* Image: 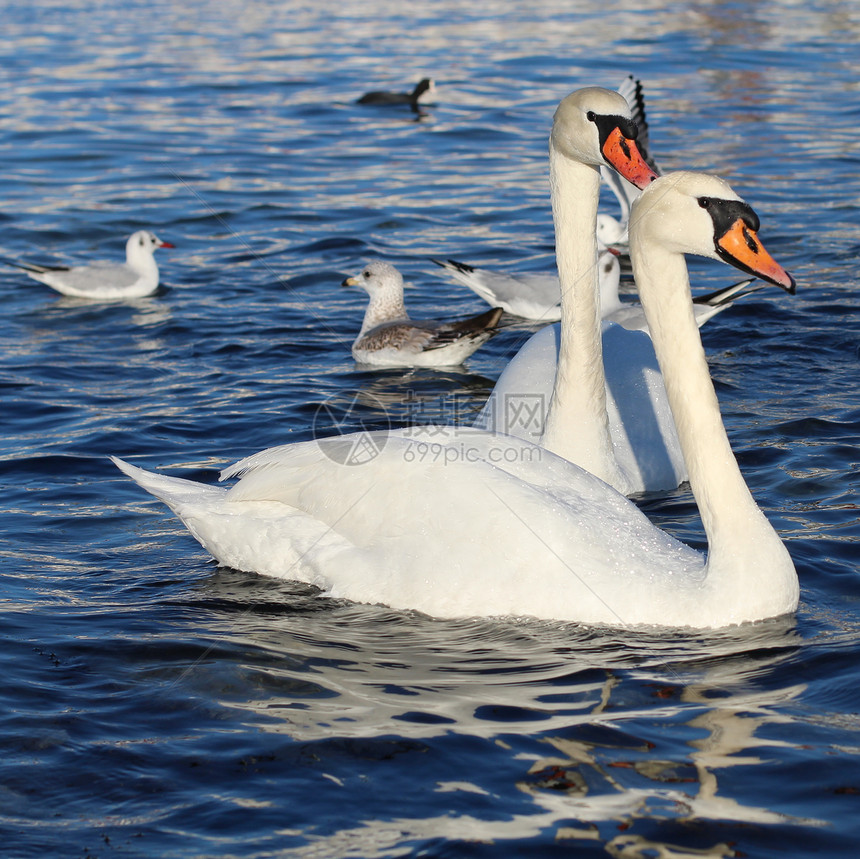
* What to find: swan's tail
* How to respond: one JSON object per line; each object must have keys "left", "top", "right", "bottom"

{"left": 111, "top": 456, "right": 225, "bottom": 509}
{"left": 111, "top": 455, "right": 343, "bottom": 583}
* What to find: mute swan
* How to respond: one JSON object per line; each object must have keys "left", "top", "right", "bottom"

{"left": 478, "top": 84, "right": 777, "bottom": 494}
{"left": 430, "top": 76, "right": 654, "bottom": 321}
{"left": 357, "top": 78, "right": 435, "bottom": 110}
{"left": 112, "top": 171, "right": 798, "bottom": 628}
{"left": 1, "top": 231, "right": 174, "bottom": 299}
{"left": 343, "top": 260, "right": 503, "bottom": 367}
{"left": 432, "top": 252, "right": 757, "bottom": 330}
{"left": 476, "top": 87, "right": 686, "bottom": 494}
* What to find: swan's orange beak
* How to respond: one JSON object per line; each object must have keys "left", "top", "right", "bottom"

{"left": 601, "top": 127, "right": 658, "bottom": 190}
{"left": 716, "top": 220, "right": 796, "bottom": 294}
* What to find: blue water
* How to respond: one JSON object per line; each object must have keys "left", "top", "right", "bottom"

{"left": 2, "top": 1, "right": 859, "bottom": 856}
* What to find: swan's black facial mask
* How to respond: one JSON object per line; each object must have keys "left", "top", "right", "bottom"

{"left": 591, "top": 112, "right": 639, "bottom": 148}
{"left": 591, "top": 112, "right": 657, "bottom": 190}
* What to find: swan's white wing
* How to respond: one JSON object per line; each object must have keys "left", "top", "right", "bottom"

{"left": 600, "top": 323, "right": 686, "bottom": 492}
{"left": 475, "top": 325, "right": 558, "bottom": 439}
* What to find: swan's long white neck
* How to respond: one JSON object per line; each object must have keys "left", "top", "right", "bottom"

{"left": 541, "top": 145, "right": 629, "bottom": 491}
{"left": 632, "top": 239, "right": 797, "bottom": 619}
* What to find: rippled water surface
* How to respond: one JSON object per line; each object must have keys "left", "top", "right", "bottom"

{"left": 2, "top": 1, "right": 859, "bottom": 856}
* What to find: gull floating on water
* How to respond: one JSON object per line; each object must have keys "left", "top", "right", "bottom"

{"left": 2, "top": 230, "right": 174, "bottom": 299}
{"left": 433, "top": 252, "right": 758, "bottom": 330}
{"left": 343, "top": 260, "right": 503, "bottom": 367}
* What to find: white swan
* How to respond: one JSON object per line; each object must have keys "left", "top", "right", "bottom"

{"left": 343, "top": 260, "right": 503, "bottom": 367}
{"left": 476, "top": 88, "right": 689, "bottom": 494}
{"left": 2, "top": 231, "right": 174, "bottom": 299}
{"left": 477, "top": 84, "right": 773, "bottom": 494}
{"left": 112, "top": 171, "right": 799, "bottom": 628}
{"left": 428, "top": 77, "right": 655, "bottom": 322}
{"left": 432, "top": 251, "right": 757, "bottom": 330}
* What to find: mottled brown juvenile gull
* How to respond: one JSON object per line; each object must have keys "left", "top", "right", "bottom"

{"left": 342, "top": 260, "right": 502, "bottom": 367}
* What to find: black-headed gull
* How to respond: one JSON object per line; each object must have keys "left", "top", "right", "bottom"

{"left": 432, "top": 249, "right": 619, "bottom": 323}
{"left": 342, "top": 260, "right": 502, "bottom": 367}
{"left": 357, "top": 78, "right": 436, "bottom": 110}
{"left": 2, "top": 230, "right": 174, "bottom": 299}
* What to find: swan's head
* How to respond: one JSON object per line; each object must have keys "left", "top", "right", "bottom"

{"left": 551, "top": 87, "right": 657, "bottom": 190}
{"left": 342, "top": 260, "right": 405, "bottom": 298}
{"left": 630, "top": 172, "right": 795, "bottom": 292}
{"left": 126, "top": 230, "right": 174, "bottom": 263}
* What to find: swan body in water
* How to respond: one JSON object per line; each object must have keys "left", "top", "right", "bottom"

{"left": 113, "top": 166, "right": 799, "bottom": 628}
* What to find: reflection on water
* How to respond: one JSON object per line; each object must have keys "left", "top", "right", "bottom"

{"left": 198, "top": 589, "right": 819, "bottom": 854}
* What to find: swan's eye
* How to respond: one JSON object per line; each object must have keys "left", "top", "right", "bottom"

{"left": 586, "top": 110, "right": 596, "bottom": 122}
{"left": 698, "top": 197, "right": 712, "bottom": 209}
{"left": 363, "top": 270, "right": 371, "bottom": 279}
